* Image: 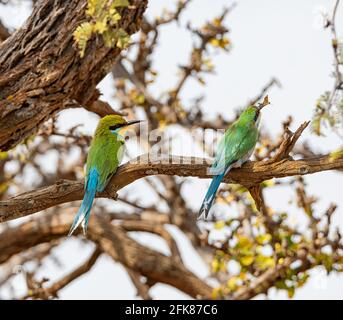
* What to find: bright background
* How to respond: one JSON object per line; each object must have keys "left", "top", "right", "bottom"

{"left": 0, "top": 0, "right": 342, "bottom": 299}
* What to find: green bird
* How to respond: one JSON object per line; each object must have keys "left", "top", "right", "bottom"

{"left": 198, "top": 98, "right": 269, "bottom": 219}
{"left": 68, "top": 115, "right": 141, "bottom": 236}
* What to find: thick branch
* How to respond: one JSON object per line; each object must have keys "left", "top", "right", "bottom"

{"left": 0, "top": 0, "right": 147, "bottom": 151}
{"left": 0, "top": 153, "right": 342, "bottom": 223}
{"left": 0, "top": 212, "right": 212, "bottom": 299}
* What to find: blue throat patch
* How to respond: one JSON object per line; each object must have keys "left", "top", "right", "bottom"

{"left": 110, "top": 128, "right": 124, "bottom": 141}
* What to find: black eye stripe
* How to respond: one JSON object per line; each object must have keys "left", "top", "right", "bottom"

{"left": 109, "top": 124, "right": 122, "bottom": 130}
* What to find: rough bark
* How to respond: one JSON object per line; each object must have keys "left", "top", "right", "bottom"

{"left": 1, "top": 153, "right": 342, "bottom": 223}
{"left": 0, "top": 0, "right": 147, "bottom": 151}
{"left": 0, "top": 20, "right": 10, "bottom": 42}
{"left": 0, "top": 212, "right": 212, "bottom": 299}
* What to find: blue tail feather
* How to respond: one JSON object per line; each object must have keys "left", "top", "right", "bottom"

{"left": 198, "top": 173, "right": 225, "bottom": 220}
{"left": 199, "top": 162, "right": 234, "bottom": 219}
{"left": 68, "top": 168, "right": 99, "bottom": 236}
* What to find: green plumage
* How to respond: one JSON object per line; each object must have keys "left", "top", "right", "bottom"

{"left": 86, "top": 116, "right": 125, "bottom": 191}
{"left": 211, "top": 106, "right": 259, "bottom": 174}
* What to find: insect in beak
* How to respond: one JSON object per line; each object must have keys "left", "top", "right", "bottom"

{"left": 256, "top": 95, "right": 270, "bottom": 111}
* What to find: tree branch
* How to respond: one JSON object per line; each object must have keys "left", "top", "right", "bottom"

{"left": 0, "top": 212, "right": 212, "bottom": 299}
{"left": 267, "top": 121, "right": 310, "bottom": 163}
{"left": 1, "top": 152, "right": 342, "bottom": 223}
{"left": 125, "top": 267, "right": 152, "bottom": 300}
{"left": 23, "top": 248, "right": 102, "bottom": 299}
{"left": 119, "top": 220, "right": 183, "bottom": 263}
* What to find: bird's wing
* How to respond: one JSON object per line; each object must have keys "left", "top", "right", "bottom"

{"left": 86, "top": 137, "right": 124, "bottom": 192}
{"left": 100, "top": 142, "right": 125, "bottom": 191}
{"left": 99, "top": 141, "right": 124, "bottom": 191}
{"left": 210, "top": 121, "right": 257, "bottom": 174}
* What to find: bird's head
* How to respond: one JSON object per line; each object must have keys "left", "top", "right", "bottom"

{"left": 96, "top": 115, "right": 142, "bottom": 136}
{"left": 240, "top": 96, "right": 270, "bottom": 123}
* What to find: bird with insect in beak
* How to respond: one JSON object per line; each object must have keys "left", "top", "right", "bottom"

{"left": 198, "top": 96, "right": 270, "bottom": 219}
{"left": 68, "top": 115, "right": 142, "bottom": 236}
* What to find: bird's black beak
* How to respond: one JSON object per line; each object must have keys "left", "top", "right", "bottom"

{"left": 124, "top": 120, "right": 143, "bottom": 127}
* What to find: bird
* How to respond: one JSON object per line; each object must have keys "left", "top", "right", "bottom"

{"left": 68, "top": 115, "right": 141, "bottom": 236}
{"left": 198, "top": 97, "right": 270, "bottom": 219}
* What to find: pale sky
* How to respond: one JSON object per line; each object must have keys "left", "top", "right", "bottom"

{"left": 0, "top": 0, "right": 342, "bottom": 299}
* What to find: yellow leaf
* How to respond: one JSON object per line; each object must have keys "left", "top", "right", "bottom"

{"left": 0, "top": 151, "right": 8, "bottom": 160}
{"left": 94, "top": 19, "right": 108, "bottom": 34}
{"left": 212, "top": 287, "right": 220, "bottom": 299}
{"left": 210, "top": 38, "right": 220, "bottom": 47}
{"left": 256, "top": 256, "right": 275, "bottom": 270}
{"left": 210, "top": 37, "right": 230, "bottom": 49}
{"left": 241, "top": 255, "right": 254, "bottom": 266}
{"left": 158, "top": 120, "right": 167, "bottom": 131}
{"left": 116, "top": 28, "right": 130, "bottom": 49}
{"left": 110, "top": 12, "right": 122, "bottom": 24}
{"left": 227, "top": 277, "right": 237, "bottom": 291}
{"left": 261, "top": 179, "right": 275, "bottom": 188}
{"left": 73, "top": 22, "right": 94, "bottom": 58}
{"left": 0, "top": 182, "right": 9, "bottom": 194}
{"left": 287, "top": 287, "right": 295, "bottom": 298}
{"left": 212, "top": 18, "right": 222, "bottom": 27}
{"left": 239, "top": 272, "right": 247, "bottom": 280}
{"left": 275, "top": 243, "right": 282, "bottom": 254}
{"left": 329, "top": 147, "right": 343, "bottom": 161}
{"left": 212, "top": 259, "right": 219, "bottom": 272}
{"left": 236, "top": 235, "right": 253, "bottom": 249}
{"left": 256, "top": 233, "right": 272, "bottom": 245}
{"left": 135, "top": 94, "right": 145, "bottom": 105}
{"left": 220, "top": 37, "right": 230, "bottom": 48}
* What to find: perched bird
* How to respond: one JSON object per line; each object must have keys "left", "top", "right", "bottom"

{"left": 198, "top": 98, "right": 269, "bottom": 219}
{"left": 68, "top": 115, "right": 141, "bottom": 236}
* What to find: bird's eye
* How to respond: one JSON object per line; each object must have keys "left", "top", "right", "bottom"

{"left": 109, "top": 124, "right": 120, "bottom": 131}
